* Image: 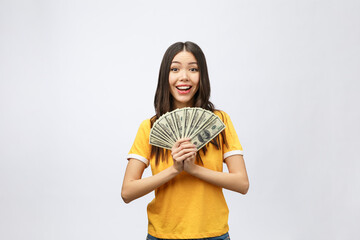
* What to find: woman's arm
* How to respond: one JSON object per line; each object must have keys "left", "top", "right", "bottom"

{"left": 121, "top": 159, "right": 180, "bottom": 203}
{"left": 121, "top": 138, "right": 197, "bottom": 203}
{"left": 184, "top": 154, "right": 249, "bottom": 194}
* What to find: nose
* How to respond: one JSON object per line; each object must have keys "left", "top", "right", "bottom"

{"left": 179, "top": 69, "right": 189, "bottom": 81}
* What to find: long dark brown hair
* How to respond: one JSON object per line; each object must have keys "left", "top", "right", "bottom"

{"left": 150, "top": 41, "right": 227, "bottom": 165}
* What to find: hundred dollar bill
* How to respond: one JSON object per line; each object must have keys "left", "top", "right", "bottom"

{"left": 150, "top": 125, "right": 175, "bottom": 145}
{"left": 185, "top": 107, "right": 199, "bottom": 138}
{"left": 149, "top": 137, "right": 173, "bottom": 150}
{"left": 184, "top": 108, "right": 192, "bottom": 138}
{"left": 187, "top": 108, "right": 210, "bottom": 138}
{"left": 183, "top": 107, "right": 192, "bottom": 138}
{"left": 164, "top": 113, "right": 180, "bottom": 140}
{"left": 156, "top": 119, "right": 177, "bottom": 143}
{"left": 172, "top": 109, "right": 184, "bottom": 139}
{"left": 190, "top": 113, "right": 217, "bottom": 138}
{"left": 190, "top": 116, "right": 226, "bottom": 150}
{"left": 149, "top": 131, "right": 171, "bottom": 145}
{"left": 186, "top": 108, "right": 202, "bottom": 138}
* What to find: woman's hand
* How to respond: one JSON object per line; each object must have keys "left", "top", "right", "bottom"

{"left": 184, "top": 147, "right": 197, "bottom": 174}
{"left": 171, "top": 138, "right": 197, "bottom": 173}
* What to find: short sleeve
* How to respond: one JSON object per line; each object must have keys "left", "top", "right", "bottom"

{"left": 127, "top": 119, "right": 152, "bottom": 167}
{"left": 220, "top": 111, "right": 244, "bottom": 160}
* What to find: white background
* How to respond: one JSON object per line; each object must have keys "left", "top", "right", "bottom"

{"left": 1, "top": 0, "right": 359, "bottom": 239}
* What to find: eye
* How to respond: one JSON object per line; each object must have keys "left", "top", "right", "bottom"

{"left": 189, "top": 68, "right": 198, "bottom": 72}
{"left": 170, "top": 67, "right": 179, "bottom": 72}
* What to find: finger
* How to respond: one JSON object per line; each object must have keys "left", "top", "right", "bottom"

{"left": 172, "top": 142, "right": 196, "bottom": 155}
{"left": 175, "top": 151, "right": 198, "bottom": 162}
{"left": 173, "top": 148, "right": 197, "bottom": 159}
{"left": 172, "top": 139, "right": 190, "bottom": 151}
{"left": 177, "top": 142, "right": 197, "bottom": 149}
{"left": 171, "top": 143, "right": 183, "bottom": 154}
{"left": 175, "top": 138, "right": 191, "bottom": 146}
{"left": 187, "top": 152, "right": 196, "bottom": 161}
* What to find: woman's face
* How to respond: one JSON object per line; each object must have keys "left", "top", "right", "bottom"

{"left": 169, "top": 51, "right": 200, "bottom": 109}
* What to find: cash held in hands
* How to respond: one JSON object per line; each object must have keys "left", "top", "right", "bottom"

{"left": 149, "top": 107, "right": 226, "bottom": 151}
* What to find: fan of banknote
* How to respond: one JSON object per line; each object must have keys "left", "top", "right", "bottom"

{"left": 149, "top": 107, "right": 226, "bottom": 151}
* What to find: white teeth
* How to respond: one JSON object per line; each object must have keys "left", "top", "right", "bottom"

{"left": 177, "top": 86, "right": 191, "bottom": 90}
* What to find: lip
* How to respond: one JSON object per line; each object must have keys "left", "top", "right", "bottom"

{"left": 175, "top": 85, "right": 192, "bottom": 94}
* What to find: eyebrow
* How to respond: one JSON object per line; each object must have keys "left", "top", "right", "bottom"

{"left": 171, "top": 61, "right": 198, "bottom": 65}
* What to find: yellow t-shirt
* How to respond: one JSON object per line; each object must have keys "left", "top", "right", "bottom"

{"left": 127, "top": 110, "right": 243, "bottom": 239}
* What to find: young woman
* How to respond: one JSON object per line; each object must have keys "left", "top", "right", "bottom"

{"left": 121, "top": 41, "right": 249, "bottom": 240}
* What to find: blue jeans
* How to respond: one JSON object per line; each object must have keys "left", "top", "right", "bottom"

{"left": 146, "top": 232, "right": 230, "bottom": 240}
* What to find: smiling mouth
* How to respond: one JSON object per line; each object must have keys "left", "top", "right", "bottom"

{"left": 176, "top": 86, "right": 192, "bottom": 90}
{"left": 176, "top": 85, "right": 192, "bottom": 94}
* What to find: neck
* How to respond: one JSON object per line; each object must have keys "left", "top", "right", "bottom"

{"left": 173, "top": 100, "right": 194, "bottom": 109}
